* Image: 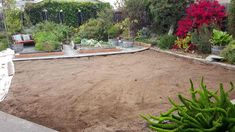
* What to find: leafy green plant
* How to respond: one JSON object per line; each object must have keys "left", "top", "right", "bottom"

{"left": 142, "top": 79, "right": 235, "bottom": 132}
{"left": 78, "top": 18, "right": 109, "bottom": 41}
{"left": 0, "top": 40, "right": 8, "bottom": 51}
{"left": 30, "top": 22, "right": 71, "bottom": 42}
{"left": 34, "top": 31, "right": 60, "bottom": 51}
{"left": 221, "top": 40, "right": 235, "bottom": 64}
{"left": 136, "top": 27, "right": 151, "bottom": 39}
{"left": 108, "top": 24, "right": 122, "bottom": 38}
{"left": 157, "top": 35, "right": 177, "bottom": 49}
{"left": 4, "top": 9, "right": 22, "bottom": 35}
{"left": 191, "top": 25, "right": 212, "bottom": 53}
{"left": 175, "top": 35, "right": 191, "bottom": 49}
{"left": 0, "top": 33, "right": 9, "bottom": 51}
{"left": 73, "top": 35, "right": 81, "bottom": 44}
{"left": 80, "top": 39, "right": 113, "bottom": 48}
{"left": 209, "top": 29, "right": 233, "bottom": 46}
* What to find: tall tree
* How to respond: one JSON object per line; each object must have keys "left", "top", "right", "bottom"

{"left": 150, "top": 0, "right": 193, "bottom": 34}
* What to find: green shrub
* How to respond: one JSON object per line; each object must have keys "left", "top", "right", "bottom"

{"left": 191, "top": 25, "right": 212, "bottom": 53}
{"left": 30, "top": 21, "right": 71, "bottom": 42}
{"left": 4, "top": 9, "right": 22, "bottom": 35}
{"left": 73, "top": 35, "right": 81, "bottom": 44}
{"left": 221, "top": 40, "right": 235, "bottom": 64}
{"left": 78, "top": 18, "right": 108, "bottom": 41}
{"left": 34, "top": 31, "right": 60, "bottom": 51}
{"left": 142, "top": 78, "right": 235, "bottom": 132}
{"left": 0, "top": 40, "right": 8, "bottom": 51}
{"left": 25, "top": 1, "right": 110, "bottom": 27}
{"left": 229, "top": 0, "right": 235, "bottom": 37}
{"left": 157, "top": 35, "right": 177, "bottom": 49}
{"left": 108, "top": 24, "right": 122, "bottom": 38}
{"left": 136, "top": 27, "right": 151, "bottom": 39}
{"left": 35, "top": 40, "right": 60, "bottom": 52}
{"left": 0, "top": 33, "right": 8, "bottom": 51}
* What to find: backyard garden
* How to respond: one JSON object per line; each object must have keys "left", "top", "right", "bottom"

{"left": 1, "top": 0, "right": 235, "bottom": 131}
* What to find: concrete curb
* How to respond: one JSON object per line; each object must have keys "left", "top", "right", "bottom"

{"left": 0, "top": 111, "right": 57, "bottom": 132}
{"left": 150, "top": 47, "right": 235, "bottom": 70}
{"left": 13, "top": 47, "right": 150, "bottom": 61}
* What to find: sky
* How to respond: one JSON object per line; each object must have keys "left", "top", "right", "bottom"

{"left": 100, "top": 0, "right": 116, "bottom": 7}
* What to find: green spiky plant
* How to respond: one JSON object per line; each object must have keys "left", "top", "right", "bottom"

{"left": 141, "top": 78, "right": 235, "bottom": 132}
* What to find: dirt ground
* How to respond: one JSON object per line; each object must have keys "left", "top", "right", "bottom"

{"left": 1, "top": 50, "right": 235, "bottom": 132}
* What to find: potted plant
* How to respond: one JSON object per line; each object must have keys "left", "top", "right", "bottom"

{"left": 209, "top": 29, "right": 233, "bottom": 55}
{"left": 108, "top": 24, "right": 121, "bottom": 46}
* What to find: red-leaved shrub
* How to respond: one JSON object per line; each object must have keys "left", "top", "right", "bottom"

{"left": 176, "top": 0, "right": 226, "bottom": 37}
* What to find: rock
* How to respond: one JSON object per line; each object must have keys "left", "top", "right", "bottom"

{"left": 205, "top": 55, "right": 224, "bottom": 62}
{"left": 0, "top": 48, "right": 15, "bottom": 102}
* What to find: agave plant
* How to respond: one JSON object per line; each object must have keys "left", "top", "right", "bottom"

{"left": 141, "top": 78, "right": 235, "bottom": 132}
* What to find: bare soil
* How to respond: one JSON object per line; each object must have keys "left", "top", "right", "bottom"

{"left": 1, "top": 50, "right": 235, "bottom": 132}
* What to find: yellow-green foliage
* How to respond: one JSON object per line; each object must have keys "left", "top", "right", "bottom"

{"left": 4, "top": 9, "right": 22, "bottom": 35}
{"left": 142, "top": 78, "right": 235, "bottom": 132}
{"left": 221, "top": 40, "right": 235, "bottom": 64}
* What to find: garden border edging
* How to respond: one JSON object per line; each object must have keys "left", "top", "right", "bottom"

{"left": 151, "top": 47, "right": 235, "bottom": 70}
{"left": 13, "top": 47, "right": 150, "bottom": 61}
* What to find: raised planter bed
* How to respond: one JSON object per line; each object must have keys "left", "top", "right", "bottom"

{"left": 15, "top": 52, "right": 64, "bottom": 58}
{"left": 78, "top": 47, "right": 121, "bottom": 54}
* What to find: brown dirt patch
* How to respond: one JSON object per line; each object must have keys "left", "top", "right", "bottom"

{"left": 1, "top": 50, "right": 235, "bottom": 132}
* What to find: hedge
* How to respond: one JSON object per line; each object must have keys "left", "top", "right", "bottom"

{"left": 24, "top": 1, "right": 110, "bottom": 27}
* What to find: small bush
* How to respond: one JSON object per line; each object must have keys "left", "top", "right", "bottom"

{"left": 0, "top": 40, "right": 8, "bottom": 51}
{"left": 35, "top": 40, "right": 60, "bottom": 52}
{"left": 34, "top": 31, "right": 60, "bottom": 51}
{"left": 0, "top": 33, "right": 8, "bottom": 51}
{"left": 221, "top": 40, "right": 235, "bottom": 64}
{"left": 157, "top": 35, "right": 176, "bottom": 49}
{"left": 73, "top": 35, "right": 81, "bottom": 44}
{"left": 78, "top": 18, "right": 108, "bottom": 41}
{"left": 191, "top": 25, "right": 212, "bottom": 53}
{"left": 142, "top": 78, "right": 235, "bottom": 131}
{"left": 30, "top": 21, "right": 71, "bottom": 42}
{"left": 136, "top": 27, "right": 151, "bottom": 39}
{"left": 108, "top": 24, "right": 122, "bottom": 38}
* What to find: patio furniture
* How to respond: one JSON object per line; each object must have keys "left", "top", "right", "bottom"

{"left": 12, "top": 34, "right": 34, "bottom": 44}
